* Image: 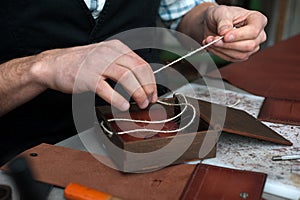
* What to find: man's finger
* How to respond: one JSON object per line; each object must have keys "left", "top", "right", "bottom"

{"left": 103, "top": 63, "right": 152, "bottom": 109}
{"left": 96, "top": 80, "right": 130, "bottom": 111}
{"left": 223, "top": 11, "right": 267, "bottom": 42}
{"left": 218, "top": 19, "right": 234, "bottom": 36}
{"left": 113, "top": 53, "right": 157, "bottom": 103}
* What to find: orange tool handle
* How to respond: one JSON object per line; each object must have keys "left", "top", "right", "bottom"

{"left": 64, "top": 182, "right": 122, "bottom": 200}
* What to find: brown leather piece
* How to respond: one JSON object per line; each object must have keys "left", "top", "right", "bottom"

{"left": 207, "top": 34, "right": 300, "bottom": 125}
{"left": 193, "top": 97, "right": 292, "bottom": 146}
{"left": 258, "top": 98, "right": 300, "bottom": 125}
{"left": 2, "top": 143, "right": 195, "bottom": 200}
{"left": 180, "top": 164, "right": 267, "bottom": 200}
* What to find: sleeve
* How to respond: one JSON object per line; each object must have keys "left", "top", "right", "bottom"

{"left": 159, "top": 0, "right": 216, "bottom": 29}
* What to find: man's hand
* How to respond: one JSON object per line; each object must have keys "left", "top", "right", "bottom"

{"left": 32, "top": 40, "right": 157, "bottom": 111}
{"left": 177, "top": 4, "right": 267, "bottom": 62}
{"left": 202, "top": 5, "right": 267, "bottom": 62}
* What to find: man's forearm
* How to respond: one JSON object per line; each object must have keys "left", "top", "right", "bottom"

{"left": 176, "top": 2, "right": 217, "bottom": 43}
{"left": 0, "top": 56, "right": 46, "bottom": 116}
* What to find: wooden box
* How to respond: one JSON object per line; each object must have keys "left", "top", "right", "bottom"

{"left": 95, "top": 94, "right": 220, "bottom": 172}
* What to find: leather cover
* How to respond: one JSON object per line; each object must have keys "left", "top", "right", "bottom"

{"left": 193, "top": 97, "right": 292, "bottom": 146}
{"left": 180, "top": 164, "right": 267, "bottom": 200}
{"left": 2, "top": 143, "right": 267, "bottom": 200}
{"left": 2, "top": 143, "right": 195, "bottom": 200}
{"left": 207, "top": 34, "right": 300, "bottom": 125}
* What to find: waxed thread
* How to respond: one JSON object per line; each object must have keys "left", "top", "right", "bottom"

{"left": 100, "top": 94, "right": 196, "bottom": 135}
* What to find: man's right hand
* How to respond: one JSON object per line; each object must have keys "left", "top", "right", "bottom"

{"left": 31, "top": 39, "right": 158, "bottom": 111}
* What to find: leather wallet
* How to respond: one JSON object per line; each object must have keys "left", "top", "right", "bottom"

{"left": 207, "top": 34, "right": 300, "bottom": 125}
{"left": 2, "top": 143, "right": 267, "bottom": 200}
{"left": 180, "top": 164, "right": 266, "bottom": 200}
{"left": 258, "top": 97, "right": 300, "bottom": 125}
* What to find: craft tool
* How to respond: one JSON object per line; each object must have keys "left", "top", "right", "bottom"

{"left": 272, "top": 154, "right": 300, "bottom": 161}
{"left": 64, "top": 182, "right": 122, "bottom": 200}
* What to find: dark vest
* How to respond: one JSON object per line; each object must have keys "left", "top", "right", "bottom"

{"left": 0, "top": 0, "right": 160, "bottom": 165}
